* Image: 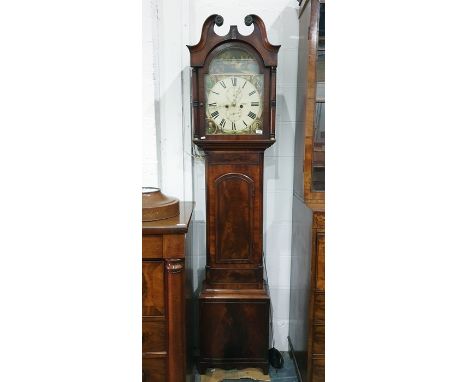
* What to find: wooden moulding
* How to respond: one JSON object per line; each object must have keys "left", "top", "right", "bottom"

{"left": 142, "top": 187, "right": 180, "bottom": 222}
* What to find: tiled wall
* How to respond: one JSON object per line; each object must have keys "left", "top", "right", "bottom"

{"left": 144, "top": 0, "right": 300, "bottom": 351}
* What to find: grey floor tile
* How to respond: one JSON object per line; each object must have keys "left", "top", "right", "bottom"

{"left": 194, "top": 351, "right": 299, "bottom": 382}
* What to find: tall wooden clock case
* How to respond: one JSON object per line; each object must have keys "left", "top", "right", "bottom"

{"left": 187, "top": 15, "right": 280, "bottom": 374}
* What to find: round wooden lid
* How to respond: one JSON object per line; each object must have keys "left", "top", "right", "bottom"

{"left": 142, "top": 187, "right": 180, "bottom": 222}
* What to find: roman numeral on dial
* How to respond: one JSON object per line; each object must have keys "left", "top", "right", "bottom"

{"left": 231, "top": 77, "right": 237, "bottom": 86}
{"left": 208, "top": 102, "right": 217, "bottom": 107}
{"left": 251, "top": 102, "right": 259, "bottom": 106}
{"left": 243, "top": 120, "right": 248, "bottom": 127}
{"left": 220, "top": 119, "right": 226, "bottom": 128}
{"left": 249, "top": 90, "right": 256, "bottom": 96}
{"left": 220, "top": 81, "right": 226, "bottom": 88}
{"left": 248, "top": 111, "right": 256, "bottom": 119}
{"left": 211, "top": 111, "right": 219, "bottom": 119}
{"left": 232, "top": 122, "right": 236, "bottom": 130}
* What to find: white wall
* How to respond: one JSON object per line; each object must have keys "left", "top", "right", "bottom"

{"left": 142, "top": 0, "right": 193, "bottom": 201}
{"left": 145, "top": 0, "right": 300, "bottom": 351}
{"left": 142, "top": 0, "right": 160, "bottom": 188}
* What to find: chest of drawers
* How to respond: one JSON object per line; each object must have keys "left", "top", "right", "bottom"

{"left": 142, "top": 202, "right": 194, "bottom": 382}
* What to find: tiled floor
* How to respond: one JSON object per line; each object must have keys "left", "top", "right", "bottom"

{"left": 194, "top": 352, "right": 299, "bottom": 382}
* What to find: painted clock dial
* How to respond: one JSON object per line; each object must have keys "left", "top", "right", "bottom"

{"left": 206, "top": 76, "right": 262, "bottom": 133}
{"left": 204, "top": 48, "right": 264, "bottom": 135}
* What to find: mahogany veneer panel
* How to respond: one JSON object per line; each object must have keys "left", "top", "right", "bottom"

{"left": 142, "top": 236, "right": 163, "bottom": 259}
{"left": 215, "top": 173, "right": 253, "bottom": 262}
{"left": 205, "top": 151, "right": 263, "bottom": 287}
{"left": 142, "top": 261, "right": 165, "bottom": 317}
{"left": 143, "top": 357, "right": 166, "bottom": 382}
{"left": 163, "top": 234, "right": 185, "bottom": 258}
{"left": 142, "top": 320, "right": 166, "bottom": 353}
{"left": 198, "top": 283, "right": 270, "bottom": 374}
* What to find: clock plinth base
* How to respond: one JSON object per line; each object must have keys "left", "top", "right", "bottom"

{"left": 198, "top": 281, "right": 270, "bottom": 375}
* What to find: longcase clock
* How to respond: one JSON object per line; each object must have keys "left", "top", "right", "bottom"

{"left": 187, "top": 14, "right": 280, "bottom": 374}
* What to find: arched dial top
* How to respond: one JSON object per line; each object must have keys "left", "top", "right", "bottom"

{"left": 188, "top": 15, "right": 280, "bottom": 149}
{"left": 205, "top": 47, "right": 264, "bottom": 135}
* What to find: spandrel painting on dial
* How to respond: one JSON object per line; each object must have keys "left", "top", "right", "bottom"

{"left": 204, "top": 48, "right": 264, "bottom": 135}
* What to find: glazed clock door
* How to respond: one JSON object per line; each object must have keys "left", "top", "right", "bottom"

{"left": 204, "top": 47, "right": 265, "bottom": 136}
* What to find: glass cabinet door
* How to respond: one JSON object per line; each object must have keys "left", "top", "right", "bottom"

{"left": 312, "top": 2, "right": 325, "bottom": 192}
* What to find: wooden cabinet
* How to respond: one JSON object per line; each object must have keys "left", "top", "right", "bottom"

{"left": 308, "top": 212, "right": 325, "bottom": 382}
{"left": 289, "top": 0, "right": 325, "bottom": 381}
{"left": 142, "top": 202, "right": 194, "bottom": 382}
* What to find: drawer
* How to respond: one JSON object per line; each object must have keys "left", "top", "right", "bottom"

{"left": 314, "top": 292, "right": 325, "bottom": 323}
{"left": 142, "top": 261, "right": 165, "bottom": 316}
{"left": 143, "top": 236, "right": 163, "bottom": 259}
{"left": 312, "top": 323, "right": 325, "bottom": 354}
{"left": 142, "top": 356, "right": 166, "bottom": 382}
{"left": 142, "top": 320, "right": 166, "bottom": 353}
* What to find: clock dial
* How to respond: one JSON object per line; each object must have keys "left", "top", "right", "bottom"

{"left": 206, "top": 76, "right": 262, "bottom": 134}
{"left": 205, "top": 75, "right": 263, "bottom": 135}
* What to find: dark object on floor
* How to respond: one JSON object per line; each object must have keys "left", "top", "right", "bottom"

{"left": 268, "top": 347, "right": 284, "bottom": 370}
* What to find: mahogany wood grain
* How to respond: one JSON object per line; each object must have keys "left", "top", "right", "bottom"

{"left": 316, "top": 233, "right": 325, "bottom": 290}
{"left": 311, "top": 323, "right": 325, "bottom": 354}
{"left": 142, "top": 202, "right": 194, "bottom": 382}
{"left": 142, "top": 357, "right": 166, "bottom": 382}
{"left": 205, "top": 151, "right": 264, "bottom": 288}
{"left": 314, "top": 291, "right": 325, "bottom": 323}
{"left": 142, "top": 236, "right": 163, "bottom": 259}
{"left": 188, "top": 15, "right": 279, "bottom": 151}
{"left": 142, "top": 319, "right": 166, "bottom": 353}
{"left": 142, "top": 202, "right": 194, "bottom": 235}
{"left": 306, "top": 211, "right": 325, "bottom": 382}
{"left": 165, "top": 259, "right": 186, "bottom": 382}
{"left": 188, "top": 15, "right": 278, "bottom": 375}
{"left": 142, "top": 261, "right": 165, "bottom": 317}
{"left": 163, "top": 234, "right": 185, "bottom": 259}
{"left": 199, "top": 283, "right": 270, "bottom": 374}
{"left": 311, "top": 357, "right": 325, "bottom": 382}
